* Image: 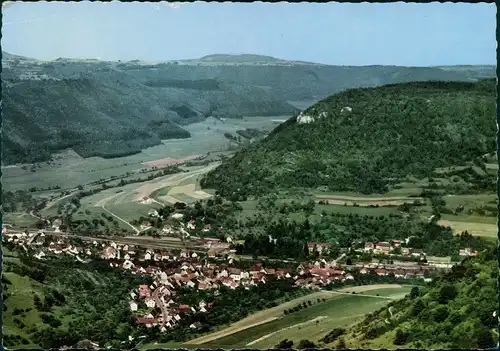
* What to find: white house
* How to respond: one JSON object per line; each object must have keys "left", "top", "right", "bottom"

{"left": 123, "top": 260, "right": 135, "bottom": 270}
{"left": 171, "top": 213, "right": 184, "bottom": 220}
{"left": 34, "top": 251, "right": 46, "bottom": 260}
{"left": 129, "top": 301, "right": 138, "bottom": 311}
{"left": 145, "top": 298, "right": 156, "bottom": 309}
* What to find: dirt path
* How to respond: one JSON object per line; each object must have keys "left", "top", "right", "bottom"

{"left": 94, "top": 192, "right": 122, "bottom": 207}
{"left": 100, "top": 205, "right": 139, "bottom": 234}
{"left": 315, "top": 195, "right": 420, "bottom": 201}
{"left": 43, "top": 189, "right": 79, "bottom": 211}
{"left": 336, "top": 284, "right": 403, "bottom": 293}
{"left": 315, "top": 194, "right": 422, "bottom": 207}
{"left": 317, "top": 199, "right": 408, "bottom": 207}
{"left": 385, "top": 306, "right": 395, "bottom": 324}
{"left": 152, "top": 288, "right": 168, "bottom": 328}
{"left": 327, "top": 291, "right": 397, "bottom": 300}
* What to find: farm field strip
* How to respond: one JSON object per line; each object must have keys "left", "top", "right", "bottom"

{"left": 76, "top": 163, "right": 218, "bottom": 223}
{"left": 249, "top": 314, "right": 368, "bottom": 348}
{"left": 314, "top": 194, "right": 422, "bottom": 201}
{"left": 437, "top": 219, "right": 497, "bottom": 238}
{"left": 316, "top": 199, "right": 407, "bottom": 207}
{"left": 185, "top": 291, "right": 337, "bottom": 345}
{"left": 314, "top": 194, "right": 423, "bottom": 207}
{"left": 135, "top": 164, "right": 218, "bottom": 202}
{"left": 315, "top": 204, "right": 398, "bottom": 216}
{"left": 246, "top": 316, "right": 328, "bottom": 346}
{"left": 143, "top": 154, "right": 203, "bottom": 168}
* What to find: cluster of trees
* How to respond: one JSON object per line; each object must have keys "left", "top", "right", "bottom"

{"left": 323, "top": 271, "right": 426, "bottom": 289}
{"left": 321, "top": 327, "right": 345, "bottom": 344}
{"left": 236, "top": 128, "right": 267, "bottom": 140}
{"left": 201, "top": 79, "right": 495, "bottom": 198}
{"left": 235, "top": 219, "right": 314, "bottom": 259}
{"left": 430, "top": 164, "right": 497, "bottom": 195}
{"left": 276, "top": 200, "right": 316, "bottom": 216}
{"left": 283, "top": 298, "right": 325, "bottom": 315}
{"left": 3, "top": 189, "right": 46, "bottom": 213}
{"left": 275, "top": 339, "right": 317, "bottom": 349}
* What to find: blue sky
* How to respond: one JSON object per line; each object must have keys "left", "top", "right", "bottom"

{"left": 2, "top": 1, "right": 496, "bottom": 66}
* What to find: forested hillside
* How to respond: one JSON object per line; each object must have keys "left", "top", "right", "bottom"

{"left": 201, "top": 79, "right": 496, "bottom": 198}
{"left": 2, "top": 62, "right": 297, "bottom": 165}
{"left": 333, "top": 249, "right": 498, "bottom": 349}
{"left": 3, "top": 52, "right": 494, "bottom": 165}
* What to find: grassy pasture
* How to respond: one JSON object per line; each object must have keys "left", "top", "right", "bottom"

{"left": 3, "top": 212, "right": 40, "bottom": 228}
{"left": 165, "top": 285, "right": 410, "bottom": 350}
{"left": 105, "top": 203, "right": 162, "bottom": 221}
{"left": 437, "top": 217, "right": 497, "bottom": 238}
{"left": 198, "top": 285, "right": 411, "bottom": 348}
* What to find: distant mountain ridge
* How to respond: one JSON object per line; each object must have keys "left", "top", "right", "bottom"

{"left": 2, "top": 51, "right": 496, "bottom": 165}
{"left": 199, "top": 53, "right": 282, "bottom": 62}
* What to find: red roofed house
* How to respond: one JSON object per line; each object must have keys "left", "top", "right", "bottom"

{"left": 179, "top": 304, "right": 191, "bottom": 313}
{"left": 136, "top": 315, "right": 157, "bottom": 328}
{"left": 139, "top": 284, "right": 151, "bottom": 298}
{"left": 391, "top": 240, "right": 401, "bottom": 247}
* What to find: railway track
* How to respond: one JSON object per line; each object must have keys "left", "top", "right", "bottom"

{"left": 7, "top": 228, "right": 207, "bottom": 253}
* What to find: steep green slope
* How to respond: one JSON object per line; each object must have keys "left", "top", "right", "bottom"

{"left": 2, "top": 73, "right": 297, "bottom": 165}
{"left": 2, "top": 246, "right": 142, "bottom": 349}
{"left": 334, "top": 250, "right": 498, "bottom": 349}
{"left": 201, "top": 79, "right": 496, "bottom": 198}
{"left": 3, "top": 77, "right": 186, "bottom": 164}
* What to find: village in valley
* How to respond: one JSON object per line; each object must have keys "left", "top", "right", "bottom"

{"left": 3, "top": 216, "right": 478, "bottom": 335}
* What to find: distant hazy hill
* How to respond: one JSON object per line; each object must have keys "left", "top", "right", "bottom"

{"left": 2, "top": 51, "right": 31, "bottom": 61}
{"left": 201, "top": 79, "right": 496, "bottom": 197}
{"left": 2, "top": 52, "right": 495, "bottom": 165}
{"left": 199, "top": 53, "right": 283, "bottom": 63}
